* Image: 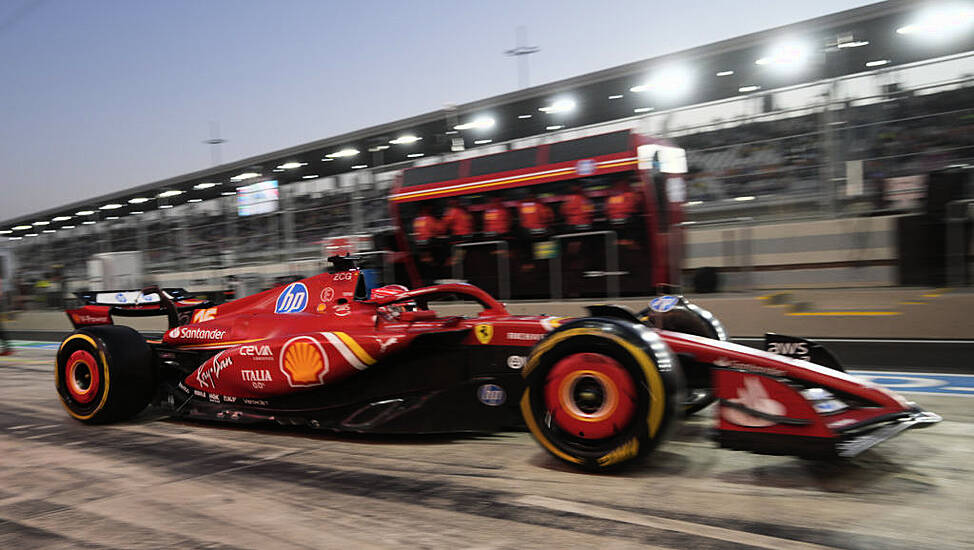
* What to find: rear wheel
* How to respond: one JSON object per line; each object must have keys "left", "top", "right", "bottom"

{"left": 521, "top": 318, "right": 684, "bottom": 471}
{"left": 55, "top": 326, "right": 155, "bottom": 424}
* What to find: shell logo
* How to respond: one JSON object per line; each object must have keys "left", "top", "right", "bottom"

{"left": 279, "top": 336, "right": 329, "bottom": 387}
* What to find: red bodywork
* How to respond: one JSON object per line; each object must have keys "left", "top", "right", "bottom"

{"left": 69, "top": 270, "right": 935, "bottom": 457}
{"left": 167, "top": 271, "right": 563, "bottom": 401}
{"left": 160, "top": 267, "right": 933, "bottom": 456}
{"left": 657, "top": 332, "right": 930, "bottom": 454}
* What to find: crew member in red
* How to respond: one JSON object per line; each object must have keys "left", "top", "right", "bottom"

{"left": 482, "top": 196, "right": 511, "bottom": 235}
{"left": 607, "top": 180, "right": 640, "bottom": 223}
{"left": 441, "top": 199, "right": 474, "bottom": 238}
{"left": 560, "top": 184, "right": 594, "bottom": 229}
{"left": 518, "top": 195, "right": 554, "bottom": 235}
{"left": 412, "top": 206, "right": 442, "bottom": 243}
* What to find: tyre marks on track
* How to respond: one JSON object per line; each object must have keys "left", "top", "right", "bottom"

{"left": 0, "top": 405, "right": 945, "bottom": 550}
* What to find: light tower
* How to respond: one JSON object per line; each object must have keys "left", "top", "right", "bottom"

{"left": 504, "top": 26, "right": 540, "bottom": 89}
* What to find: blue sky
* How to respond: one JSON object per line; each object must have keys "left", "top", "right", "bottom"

{"left": 0, "top": 0, "right": 876, "bottom": 220}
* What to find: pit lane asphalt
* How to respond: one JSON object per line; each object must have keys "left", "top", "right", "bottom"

{"left": 1, "top": 346, "right": 972, "bottom": 549}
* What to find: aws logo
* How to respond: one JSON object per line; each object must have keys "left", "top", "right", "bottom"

{"left": 474, "top": 324, "right": 493, "bottom": 345}
{"left": 766, "top": 341, "right": 810, "bottom": 361}
{"left": 279, "top": 336, "right": 328, "bottom": 387}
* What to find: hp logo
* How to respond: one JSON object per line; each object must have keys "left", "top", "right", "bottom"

{"left": 275, "top": 283, "right": 309, "bottom": 314}
{"left": 477, "top": 384, "right": 506, "bottom": 406}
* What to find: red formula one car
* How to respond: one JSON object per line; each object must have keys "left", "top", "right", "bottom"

{"left": 55, "top": 257, "right": 940, "bottom": 471}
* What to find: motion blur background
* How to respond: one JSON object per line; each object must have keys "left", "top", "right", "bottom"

{"left": 1, "top": 0, "right": 972, "bottom": 324}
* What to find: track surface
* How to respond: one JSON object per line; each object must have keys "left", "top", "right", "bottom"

{"left": 1, "top": 346, "right": 972, "bottom": 549}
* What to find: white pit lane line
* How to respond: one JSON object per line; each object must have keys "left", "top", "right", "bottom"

{"left": 514, "top": 495, "right": 832, "bottom": 550}
{"left": 848, "top": 370, "right": 974, "bottom": 397}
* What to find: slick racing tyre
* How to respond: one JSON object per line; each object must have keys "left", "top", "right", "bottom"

{"left": 55, "top": 325, "right": 155, "bottom": 424}
{"left": 641, "top": 300, "right": 726, "bottom": 416}
{"left": 521, "top": 318, "right": 684, "bottom": 471}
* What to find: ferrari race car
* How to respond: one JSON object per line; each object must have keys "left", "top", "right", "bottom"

{"left": 56, "top": 257, "right": 940, "bottom": 471}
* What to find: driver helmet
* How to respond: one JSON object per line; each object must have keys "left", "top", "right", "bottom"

{"left": 370, "top": 284, "right": 414, "bottom": 320}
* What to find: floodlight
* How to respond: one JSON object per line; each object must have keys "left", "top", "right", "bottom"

{"left": 631, "top": 66, "right": 694, "bottom": 99}
{"left": 390, "top": 135, "right": 422, "bottom": 145}
{"left": 454, "top": 117, "right": 495, "bottom": 130}
{"left": 326, "top": 148, "right": 360, "bottom": 158}
{"left": 230, "top": 172, "right": 260, "bottom": 181}
{"left": 539, "top": 99, "right": 576, "bottom": 114}
{"left": 754, "top": 41, "right": 813, "bottom": 70}
{"left": 897, "top": 5, "right": 974, "bottom": 37}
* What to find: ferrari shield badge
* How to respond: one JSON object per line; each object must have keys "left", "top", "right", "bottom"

{"left": 474, "top": 324, "right": 494, "bottom": 344}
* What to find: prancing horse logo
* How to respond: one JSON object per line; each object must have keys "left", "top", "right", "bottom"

{"left": 474, "top": 324, "right": 493, "bottom": 345}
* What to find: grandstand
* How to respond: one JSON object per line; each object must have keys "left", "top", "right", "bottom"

{"left": 2, "top": 0, "right": 972, "bottom": 298}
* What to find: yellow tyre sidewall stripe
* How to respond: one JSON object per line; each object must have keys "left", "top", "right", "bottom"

{"left": 521, "top": 327, "right": 667, "bottom": 464}
{"left": 519, "top": 391, "right": 582, "bottom": 465}
{"left": 56, "top": 333, "right": 111, "bottom": 421}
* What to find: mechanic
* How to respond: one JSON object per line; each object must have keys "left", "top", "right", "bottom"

{"left": 412, "top": 205, "right": 443, "bottom": 244}
{"left": 441, "top": 198, "right": 474, "bottom": 239}
{"left": 482, "top": 196, "right": 512, "bottom": 236}
{"left": 607, "top": 179, "right": 640, "bottom": 224}
{"left": 517, "top": 194, "right": 554, "bottom": 236}
{"left": 560, "top": 183, "right": 594, "bottom": 230}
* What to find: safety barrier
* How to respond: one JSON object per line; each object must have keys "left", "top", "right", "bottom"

{"left": 946, "top": 199, "right": 974, "bottom": 287}
{"left": 678, "top": 217, "right": 754, "bottom": 291}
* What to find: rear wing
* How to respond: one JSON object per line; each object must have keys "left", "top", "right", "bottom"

{"left": 66, "top": 286, "right": 213, "bottom": 330}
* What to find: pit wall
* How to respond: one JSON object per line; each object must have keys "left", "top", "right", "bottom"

{"left": 114, "top": 215, "right": 905, "bottom": 294}
{"left": 684, "top": 215, "right": 901, "bottom": 290}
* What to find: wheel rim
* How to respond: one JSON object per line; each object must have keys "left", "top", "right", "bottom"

{"left": 65, "top": 349, "right": 100, "bottom": 404}
{"left": 544, "top": 352, "right": 637, "bottom": 440}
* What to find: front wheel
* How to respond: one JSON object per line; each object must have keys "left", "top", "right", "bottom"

{"left": 55, "top": 325, "right": 155, "bottom": 424}
{"left": 641, "top": 299, "right": 726, "bottom": 416}
{"left": 521, "top": 318, "right": 684, "bottom": 471}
